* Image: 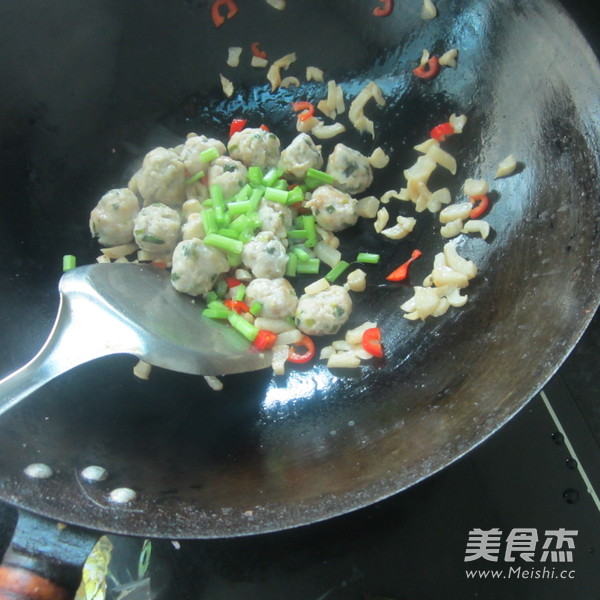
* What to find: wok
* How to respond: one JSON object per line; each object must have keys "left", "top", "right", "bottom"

{"left": 0, "top": 0, "right": 599, "bottom": 590}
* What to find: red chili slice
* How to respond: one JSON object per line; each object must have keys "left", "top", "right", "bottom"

{"left": 226, "top": 277, "right": 243, "bottom": 288}
{"left": 430, "top": 122, "right": 455, "bottom": 142}
{"left": 260, "top": 123, "right": 270, "bottom": 131}
{"left": 386, "top": 249, "right": 423, "bottom": 282}
{"left": 292, "top": 101, "right": 315, "bottom": 122}
{"left": 250, "top": 42, "right": 267, "bottom": 59}
{"left": 253, "top": 330, "right": 278, "bottom": 351}
{"left": 413, "top": 56, "right": 440, "bottom": 80}
{"left": 288, "top": 335, "right": 315, "bottom": 364}
{"left": 362, "top": 327, "right": 384, "bottom": 358}
{"left": 469, "top": 195, "right": 490, "bottom": 219}
{"left": 229, "top": 118, "right": 247, "bottom": 138}
{"left": 373, "top": 0, "right": 394, "bottom": 17}
{"left": 224, "top": 299, "right": 250, "bottom": 314}
{"left": 211, "top": 0, "right": 239, "bottom": 27}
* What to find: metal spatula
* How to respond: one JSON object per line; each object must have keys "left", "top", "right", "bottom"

{"left": 0, "top": 263, "right": 271, "bottom": 417}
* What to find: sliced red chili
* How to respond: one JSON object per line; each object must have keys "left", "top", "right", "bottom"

{"left": 151, "top": 261, "right": 168, "bottom": 269}
{"left": 250, "top": 42, "right": 267, "bottom": 60}
{"left": 226, "top": 276, "right": 243, "bottom": 288}
{"left": 292, "top": 101, "right": 315, "bottom": 122}
{"left": 229, "top": 118, "right": 247, "bottom": 138}
{"left": 430, "top": 122, "right": 455, "bottom": 142}
{"left": 469, "top": 195, "right": 490, "bottom": 219}
{"left": 211, "top": 0, "right": 239, "bottom": 27}
{"left": 362, "top": 327, "right": 383, "bottom": 358}
{"left": 412, "top": 56, "right": 440, "bottom": 80}
{"left": 224, "top": 299, "right": 250, "bottom": 314}
{"left": 260, "top": 123, "right": 270, "bottom": 131}
{"left": 253, "top": 329, "right": 278, "bottom": 351}
{"left": 288, "top": 335, "right": 315, "bottom": 364}
{"left": 373, "top": 0, "right": 394, "bottom": 17}
{"left": 386, "top": 249, "right": 423, "bottom": 282}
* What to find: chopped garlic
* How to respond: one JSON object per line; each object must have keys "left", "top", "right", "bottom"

{"left": 440, "top": 219, "right": 464, "bottom": 239}
{"left": 304, "top": 277, "right": 330, "bottom": 295}
{"left": 495, "top": 154, "right": 518, "bottom": 178}
{"left": 346, "top": 269, "right": 367, "bottom": 292}
{"left": 306, "top": 66, "right": 324, "bottom": 82}
{"left": 449, "top": 113, "right": 468, "bottom": 133}
{"left": 369, "top": 147, "right": 390, "bottom": 169}
{"left": 296, "top": 115, "right": 320, "bottom": 133}
{"left": 254, "top": 317, "right": 295, "bottom": 334}
{"left": 271, "top": 345, "right": 289, "bottom": 375}
{"left": 463, "top": 178, "right": 489, "bottom": 197}
{"left": 204, "top": 376, "right": 223, "bottom": 391}
{"left": 101, "top": 243, "right": 138, "bottom": 259}
{"left": 356, "top": 196, "right": 380, "bottom": 218}
{"left": 414, "top": 138, "right": 440, "bottom": 154}
{"left": 345, "top": 321, "right": 378, "bottom": 345}
{"left": 381, "top": 215, "right": 417, "bottom": 240}
{"left": 266, "top": 52, "right": 296, "bottom": 90}
{"left": 311, "top": 121, "right": 346, "bottom": 139}
{"left": 439, "top": 202, "right": 472, "bottom": 223}
{"left": 280, "top": 76, "right": 300, "bottom": 88}
{"left": 133, "top": 360, "right": 152, "bottom": 380}
{"left": 265, "top": 0, "right": 286, "bottom": 9}
{"left": 277, "top": 329, "right": 302, "bottom": 345}
{"left": 404, "top": 155, "right": 437, "bottom": 183}
{"left": 220, "top": 73, "right": 234, "bottom": 97}
{"left": 348, "top": 81, "right": 385, "bottom": 137}
{"left": 421, "top": 0, "right": 437, "bottom": 20}
{"left": 439, "top": 49, "right": 458, "bottom": 68}
{"left": 251, "top": 56, "right": 268, "bottom": 68}
{"left": 227, "top": 47, "right": 242, "bottom": 67}
{"left": 374, "top": 207, "right": 390, "bottom": 233}
{"left": 426, "top": 144, "right": 457, "bottom": 174}
{"left": 462, "top": 219, "right": 491, "bottom": 240}
{"left": 327, "top": 352, "right": 361, "bottom": 369}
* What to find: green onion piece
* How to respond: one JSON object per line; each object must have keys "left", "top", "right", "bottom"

{"left": 248, "top": 166, "right": 264, "bottom": 186}
{"left": 296, "top": 258, "right": 321, "bottom": 274}
{"left": 203, "top": 307, "right": 232, "bottom": 320}
{"left": 227, "top": 200, "right": 253, "bottom": 216}
{"left": 141, "top": 234, "right": 165, "bottom": 244}
{"left": 238, "top": 230, "right": 255, "bottom": 244}
{"left": 227, "top": 252, "right": 242, "bottom": 267}
{"left": 325, "top": 260, "right": 350, "bottom": 282}
{"left": 273, "top": 179, "right": 289, "bottom": 191}
{"left": 306, "top": 167, "right": 334, "bottom": 185}
{"left": 203, "top": 198, "right": 213, "bottom": 207}
{"left": 233, "top": 184, "right": 252, "bottom": 201}
{"left": 199, "top": 147, "right": 220, "bottom": 163}
{"left": 287, "top": 186, "right": 305, "bottom": 205}
{"left": 206, "top": 291, "right": 219, "bottom": 304}
{"left": 201, "top": 208, "right": 219, "bottom": 235}
{"left": 137, "top": 540, "right": 152, "bottom": 580}
{"left": 185, "top": 170, "right": 205, "bottom": 185}
{"left": 215, "top": 277, "right": 228, "bottom": 298}
{"left": 217, "top": 228, "right": 239, "bottom": 239}
{"left": 287, "top": 229, "right": 308, "bottom": 240}
{"left": 302, "top": 215, "right": 318, "bottom": 248}
{"left": 234, "top": 283, "right": 246, "bottom": 301}
{"left": 293, "top": 246, "right": 312, "bottom": 262}
{"left": 62, "top": 254, "right": 76, "bottom": 272}
{"left": 214, "top": 205, "right": 229, "bottom": 228}
{"left": 249, "top": 188, "right": 263, "bottom": 211}
{"left": 204, "top": 233, "right": 244, "bottom": 255}
{"left": 356, "top": 252, "right": 381, "bottom": 264}
{"left": 249, "top": 301, "right": 263, "bottom": 316}
{"left": 228, "top": 312, "right": 259, "bottom": 342}
{"left": 210, "top": 184, "right": 225, "bottom": 209}
{"left": 208, "top": 300, "right": 227, "bottom": 310}
{"left": 286, "top": 253, "right": 298, "bottom": 277}
{"left": 262, "top": 167, "right": 284, "bottom": 187}
{"left": 264, "top": 187, "right": 289, "bottom": 204}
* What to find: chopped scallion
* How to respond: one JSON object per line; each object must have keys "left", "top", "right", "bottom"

{"left": 234, "top": 283, "right": 246, "bottom": 301}
{"left": 249, "top": 301, "right": 263, "bottom": 316}
{"left": 199, "top": 147, "right": 220, "bottom": 163}
{"left": 62, "top": 254, "right": 76, "bottom": 272}
{"left": 325, "top": 260, "right": 350, "bottom": 282}
{"left": 248, "top": 166, "right": 264, "bottom": 186}
{"left": 302, "top": 215, "right": 317, "bottom": 248}
{"left": 296, "top": 258, "right": 321, "bottom": 274}
{"left": 262, "top": 167, "right": 284, "bottom": 187}
{"left": 228, "top": 312, "right": 259, "bottom": 342}
{"left": 185, "top": 170, "right": 205, "bottom": 185}
{"left": 356, "top": 252, "right": 381, "bottom": 264}
{"left": 203, "top": 308, "right": 232, "bottom": 320}
{"left": 204, "top": 233, "right": 244, "bottom": 255}
{"left": 306, "top": 168, "right": 334, "bottom": 185}
{"left": 264, "top": 187, "right": 289, "bottom": 204}
{"left": 286, "top": 253, "right": 298, "bottom": 277}
{"left": 293, "top": 246, "right": 312, "bottom": 262}
{"left": 201, "top": 208, "right": 219, "bottom": 235}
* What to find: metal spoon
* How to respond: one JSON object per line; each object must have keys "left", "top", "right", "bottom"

{"left": 0, "top": 263, "right": 272, "bottom": 416}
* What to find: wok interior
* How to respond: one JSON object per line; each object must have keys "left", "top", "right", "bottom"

{"left": 0, "top": 0, "right": 599, "bottom": 537}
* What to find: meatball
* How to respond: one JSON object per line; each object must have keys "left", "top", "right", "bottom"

{"left": 208, "top": 156, "right": 248, "bottom": 199}
{"left": 325, "top": 143, "right": 373, "bottom": 194}
{"left": 178, "top": 134, "right": 226, "bottom": 177}
{"left": 227, "top": 128, "right": 281, "bottom": 169}
{"left": 171, "top": 238, "right": 229, "bottom": 297}
{"left": 241, "top": 231, "right": 288, "bottom": 279}
{"left": 129, "top": 147, "right": 187, "bottom": 207}
{"left": 133, "top": 203, "right": 181, "bottom": 253}
{"left": 305, "top": 185, "right": 358, "bottom": 232}
{"left": 258, "top": 199, "right": 295, "bottom": 240}
{"left": 295, "top": 285, "right": 352, "bottom": 336}
{"left": 280, "top": 133, "right": 323, "bottom": 180}
{"left": 245, "top": 277, "right": 298, "bottom": 319}
{"left": 89, "top": 188, "right": 140, "bottom": 246}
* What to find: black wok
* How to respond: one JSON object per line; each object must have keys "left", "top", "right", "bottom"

{"left": 0, "top": 0, "right": 599, "bottom": 578}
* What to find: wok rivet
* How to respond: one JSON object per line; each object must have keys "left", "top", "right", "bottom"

{"left": 108, "top": 487, "right": 137, "bottom": 503}
{"left": 24, "top": 463, "right": 53, "bottom": 479}
{"left": 81, "top": 465, "right": 108, "bottom": 482}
